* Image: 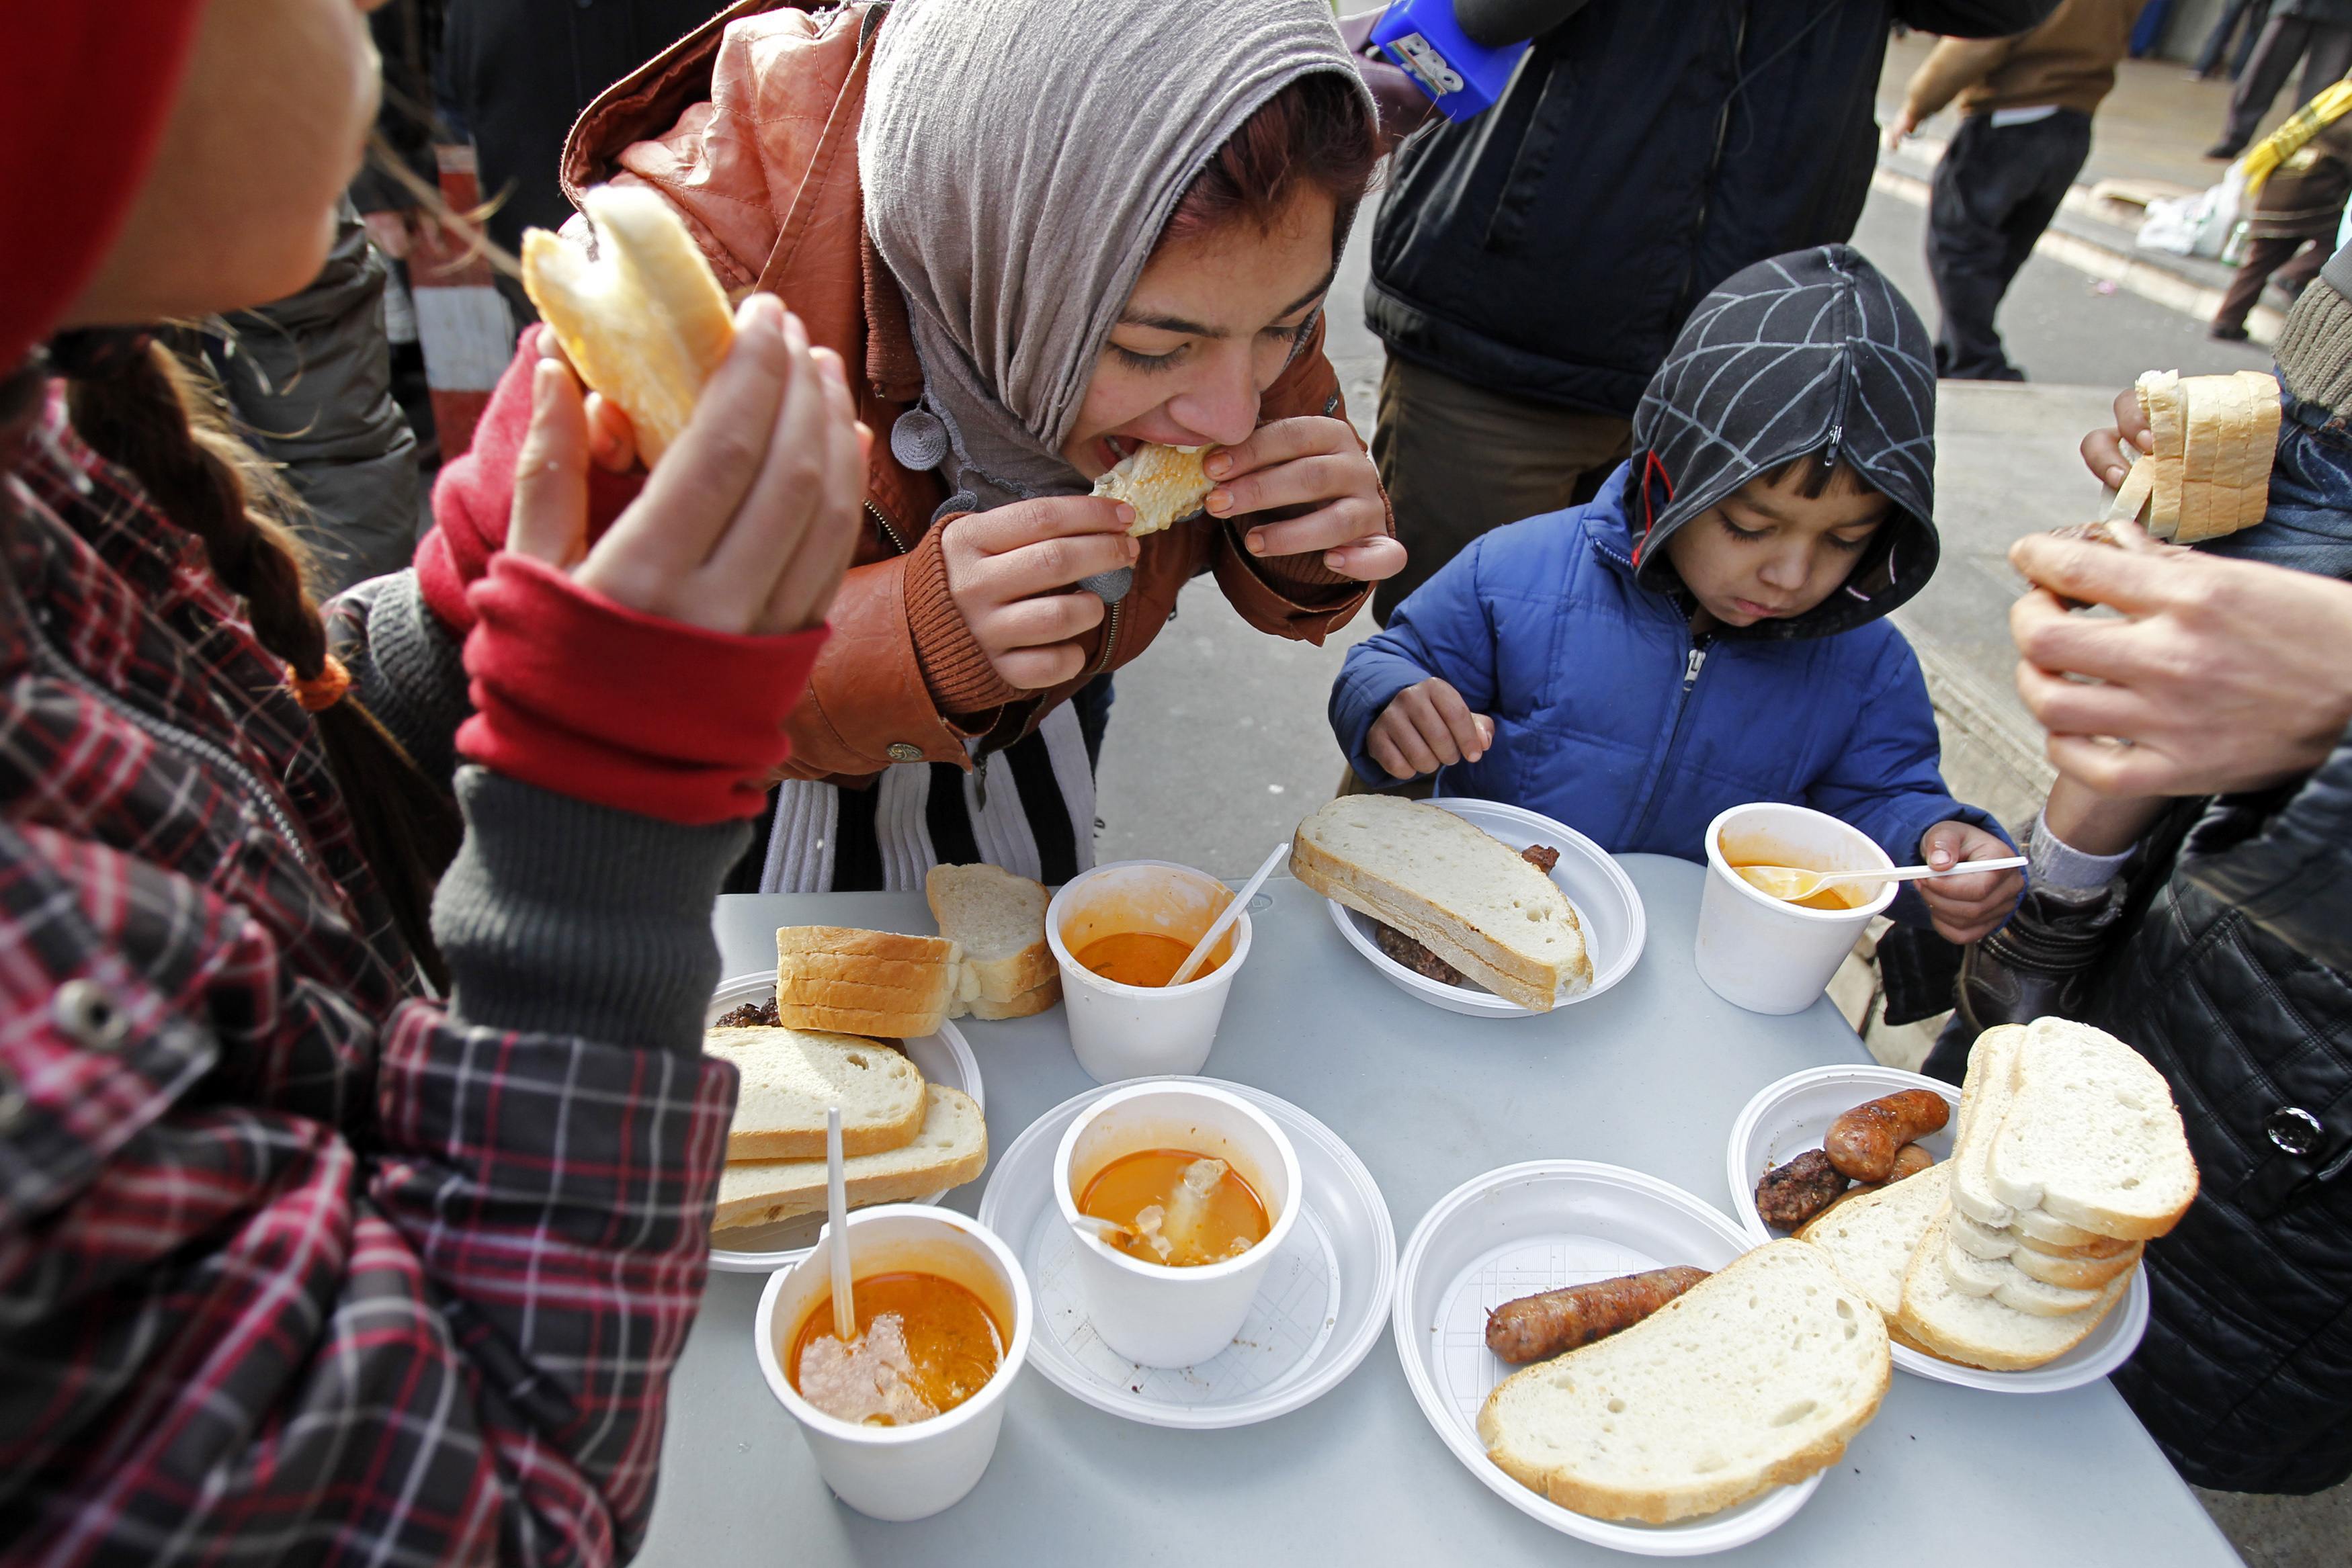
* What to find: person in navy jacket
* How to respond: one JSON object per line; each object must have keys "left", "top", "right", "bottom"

{"left": 1331, "top": 247, "right": 2022, "bottom": 944}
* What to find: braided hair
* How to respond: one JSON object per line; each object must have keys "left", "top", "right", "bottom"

{"left": 65, "top": 339, "right": 460, "bottom": 988}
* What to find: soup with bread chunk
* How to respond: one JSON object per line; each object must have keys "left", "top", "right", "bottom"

{"left": 788, "top": 1272, "right": 1004, "bottom": 1425}
{"left": 1073, "top": 931, "right": 1223, "bottom": 988}
{"left": 1080, "top": 1149, "right": 1269, "bottom": 1266}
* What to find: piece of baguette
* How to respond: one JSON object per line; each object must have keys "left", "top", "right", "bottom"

{"left": 927, "top": 863, "right": 1057, "bottom": 1016}
{"left": 702, "top": 1026, "right": 927, "bottom": 1160}
{"left": 1292, "top": 795, "right": 1590, "bottom": 1011}
{"left": 1092, "top": 442, "right": 1216, "bottom": 535}
{"left": 1476, "top": 1241, "right": 1888, "bottom": 1525}
{"left": 521, "top": 185, "right": 734, "bottom": 468}
{"left": 1986, "top": 1017, "right": 2198, "bottom": 1241}
{"left": 775, "top": 926, "right": 967, "bottom": 1038}
{"left": 1799, "top": 1162, "right": 1951, "bottom": 1323}
{"left": 1897, "top": 1209, "right": 2130, "bottom": 1371}
{"left": 711, "top": 1084, "right": 986, "bottom": 1231}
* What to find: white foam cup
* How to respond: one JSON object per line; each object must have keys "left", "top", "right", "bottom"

{"left": 1695, "top": 802, "right": 1897, "bottom": 1015}
{"left": 1045, "top": 861, "right": 1251, "bottom": 1084}
{"left": 1052, "top": 1080, "right": 1302, "bottom": 1368}
{"left": 754, "top": 1205, "right": 1033, "bottom": 1522}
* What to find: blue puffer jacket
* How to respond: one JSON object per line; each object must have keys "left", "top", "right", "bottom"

{"left": 1330, "top": 469, "right": 2001, "bottom": 926}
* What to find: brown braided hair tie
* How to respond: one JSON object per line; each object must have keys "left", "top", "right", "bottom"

{"left": 288, "top": 654, "right": 353, "bottom": 712}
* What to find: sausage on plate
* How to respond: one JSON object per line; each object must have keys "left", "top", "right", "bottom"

{"left": 1755, "top": 1147, "right": 1848, "bottom": 1229}
{"left": 1824, "top": 1090, "right": 1951, "bottom": 1182}
{"left": 1485, "top": 1266, "right": 1712, "bottom": 1363}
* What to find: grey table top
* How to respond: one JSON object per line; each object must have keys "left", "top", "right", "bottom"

{"left": 636, "top": 856, "right": 2240, "bottom": 1566}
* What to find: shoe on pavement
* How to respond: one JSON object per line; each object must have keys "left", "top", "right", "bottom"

{"left": 2210, "top": 322, "right": 2252, "bottom": 341}
{"left": 2205, "top": 140, "right": 2245, "bottom": 159}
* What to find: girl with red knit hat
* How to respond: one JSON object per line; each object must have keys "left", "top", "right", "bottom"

{"left": 0, "top": 1, "right": 858, "bottom": 1559}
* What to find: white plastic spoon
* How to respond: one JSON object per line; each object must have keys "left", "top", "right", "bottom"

{"left": 1167, "top": 840, "right": 1290, "bottom": 987}
{"left": 1736, "top": 855, "right": 2027, "bottom": 904}
{"left": 825, "top": 1105, "right": 856, "bottom": 1343}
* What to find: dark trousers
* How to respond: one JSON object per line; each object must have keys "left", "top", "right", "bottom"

{"left": 2195, "top": 0, "right": 2265, "bottom": 78}
{"left": 1925, "top": 111, "right": 2093, "bottom": 381}
{"left": 2214, "top": 232, "right": 2332, "bottom": 331}
{"left": 2222, "top": 17, "right": 2352, "bottom": 150}
{"left": 1370, "top": 355, "right": 1631, "bottom": 623}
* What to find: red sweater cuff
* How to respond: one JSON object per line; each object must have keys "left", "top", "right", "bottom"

{"left": 456, "top": 554, "right": 827, "bottom": 824}
{"left": 417, "top": 325, "right": 647, "bottom": 636}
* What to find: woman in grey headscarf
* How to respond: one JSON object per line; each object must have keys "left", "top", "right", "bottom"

{"left": 475, "top": 0, "right": 1399, "bottom": 891}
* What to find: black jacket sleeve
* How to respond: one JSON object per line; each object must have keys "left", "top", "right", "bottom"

{"left": 1893, "top": 0, "right": 2061, "bottom": 35}
{"left": 2177, "top": 724, "right": 2352, "bottom": 973}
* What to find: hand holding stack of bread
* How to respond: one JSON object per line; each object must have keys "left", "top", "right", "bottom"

{"left": 708, "top": 865, "right": 1057, "bottom": 1233}
{"left": 1798, "top": 1018, "right": 2197, "bottom": 1371}
{"left": 2104, "top": 368, "right": 2283, "bottom": 544}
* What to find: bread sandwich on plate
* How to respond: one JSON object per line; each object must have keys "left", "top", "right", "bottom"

{"left": 1292, "top": 795, "right": 1590, "bottom": 1010}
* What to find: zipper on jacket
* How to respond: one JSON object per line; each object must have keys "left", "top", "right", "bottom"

{"left": 1671, "top": 7, "right": 1751, "bottom": 322}
{"left": 1087, "top": 597, "right": 1124, "bottom": 677}
{"left": 867, "top": 499, "right": 909, "bottom": 556}
{"left": 23, "top": 611, "right": 317, "bottom": 871}
{"left": 1625, "top": 640, "right": 1710, "bottom": 848}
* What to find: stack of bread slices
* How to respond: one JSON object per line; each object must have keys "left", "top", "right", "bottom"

{"left": 708, "top": 865, "right": 1054, "bottom": 1233}
{"left": 1800, "top": 1018, "right": 2196, "bottom": 1372}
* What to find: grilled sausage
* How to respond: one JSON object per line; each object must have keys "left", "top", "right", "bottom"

{"left": 1889, "top": 1141, "right": 1935, "bottom": 1182}
{"left": 1824, "top": 1090, "right": 1951, "bottom": 1182}
{"left": 1485, "top": 1266, "right": 1712, "bottom": 1363}
{"left": 1755, "top": 1147, "right": 1849, "bottom": 1229}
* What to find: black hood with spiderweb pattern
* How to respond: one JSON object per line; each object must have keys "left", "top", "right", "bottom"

{"left": 1626, "top": 245, "right": 1939, "bottom": 641}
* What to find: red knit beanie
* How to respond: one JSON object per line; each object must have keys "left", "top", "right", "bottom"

{"left": 0, "top": 0, "right": 209, "bottom": 372}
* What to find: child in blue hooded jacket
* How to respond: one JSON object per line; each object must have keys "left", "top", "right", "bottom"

{"left": 1331, "top": 247, "right": 2023, "bottom": 945}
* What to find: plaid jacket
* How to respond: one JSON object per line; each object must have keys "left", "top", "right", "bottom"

{"left": 0, "top": 390, "right": 734, "bottom": 1566}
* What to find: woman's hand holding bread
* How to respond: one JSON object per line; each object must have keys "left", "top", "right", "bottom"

{"left": 943, "top": 496, "right": 1143, "bottom": 689}
{"left": 2009, "top": 529, "right": 2352, "bottom": 796}
{"left": 509, "top": 294, "right": 863, "bottom": 636}
{"left": 1203, "top": 415, "right": 1402, "bottom": 580}
{"left": 1366, "top": 677, "right": 1495, "bottom": 779}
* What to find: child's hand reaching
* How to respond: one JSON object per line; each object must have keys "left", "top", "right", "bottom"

{"left": 1916, "top": 821, "right": 2025, "bottom": 945}
{"left": 1366, "top": 678, "right": 1495, "bottom": 780}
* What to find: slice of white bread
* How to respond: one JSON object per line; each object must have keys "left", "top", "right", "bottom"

{"left": 702, "top": 1026, "right": 925, "bottom": 1160}
{"left": 1476, "top": 1241, "right": 1888, "bottom": 1525}
{"left": 711, "top": 1085, "right": 986, "bottom": 1231}
{"left": 1898, "top": 1209, "right": 2130, "bottom": 1371}
{"left": 1947, "top": 1025, "right": 2021, "bottom": 1228}
{"left": 927, "top": 863, "right": 1058, "bottom": 1018}
{"left": 1947, "top": 1211, "right": 2142, "bottom": 1289}
{"left": 1799, "top": 1163, "right": 1951, "bottom": 1323}
{"left": 1986, "top": 1018, "right": 2197, "bottom": 1241}
{"left": 1292, "top": 795, "right": 1590, "bottom": 1012}
{"left": 775, "top": 926, "right": 968, "bottom": 1037}
{"left": 2012, "top": 1206, "right": 2138, "bottom": 1254}
{"left": 1940, "top": 1235, "right": 2111, "bottom": 1317}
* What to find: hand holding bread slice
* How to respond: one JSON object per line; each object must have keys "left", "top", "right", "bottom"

{"left": 2109, "top": 367, "right": 2283, "bottom": 543}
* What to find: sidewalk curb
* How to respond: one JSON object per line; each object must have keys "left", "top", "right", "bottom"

{"left": 1871, "top": 159, "right": 2288, "bottom": 347}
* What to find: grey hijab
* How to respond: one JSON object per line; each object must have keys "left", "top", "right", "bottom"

{"left": 859, "top": 0, "right": 1368, "bottom": 513}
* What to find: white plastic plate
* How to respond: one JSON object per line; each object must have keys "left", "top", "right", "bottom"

{"left": 1392, "top": 1162, "right": 1824, "bottom": 1557}
{"left": 1323, "top": 797, "right": 1646, "bottom": 1018}
{"left": 1726, "top": 1065, "right": 2148, "bottom": 1392}
{"left": 703, "top": 973, "right": 985, "bottom": 1274}
{"left": 976, "top": 1076, "right": 1395, "bottom": 1430}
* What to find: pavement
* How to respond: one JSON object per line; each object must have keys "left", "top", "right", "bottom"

{"left": 1093, "top": 29, "right": 2350, "bottom": 1562}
